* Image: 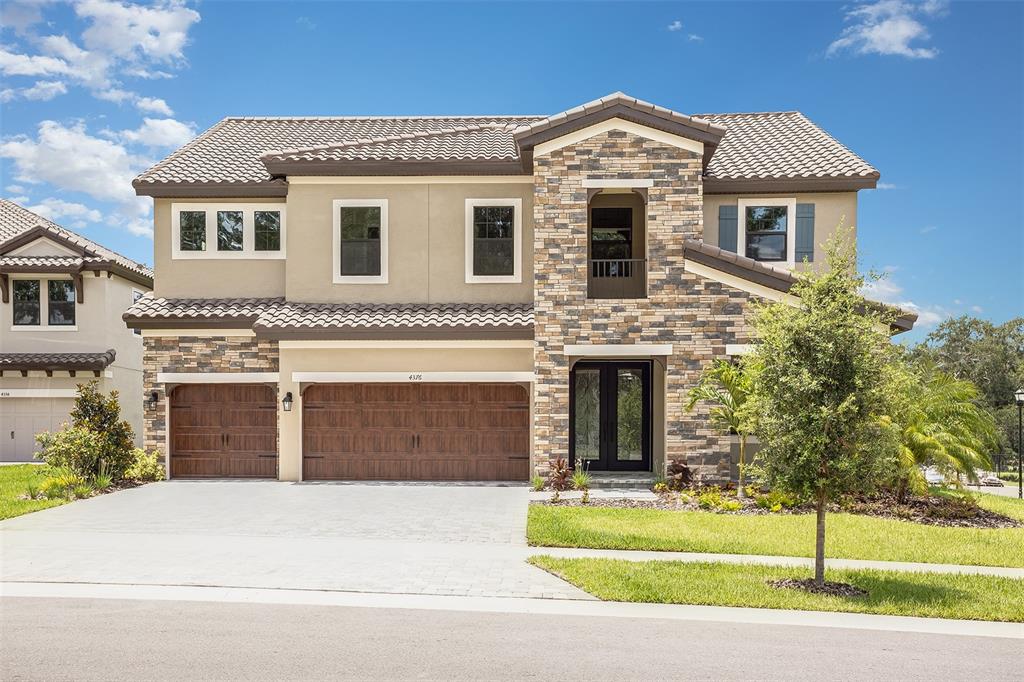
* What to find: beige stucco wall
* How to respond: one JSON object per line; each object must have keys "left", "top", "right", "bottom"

{"left": 276, "top": 345, "right": 533, "bottom": 480}
{"left": 283, "top": 181, "right": 534, "bottom": 304}
{"left": 703, "top": 192, "right": 858, "bottom": 267}
{"left": 152, "top": 197, "right": 286, "bottom": 299}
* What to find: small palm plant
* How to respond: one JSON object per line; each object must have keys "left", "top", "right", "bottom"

{"left": 685, "top": 359, "right": 753, "bottom": 498}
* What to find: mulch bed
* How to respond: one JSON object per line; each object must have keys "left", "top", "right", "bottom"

{"left": 534, "top": 489, "right": 1022, "bottom": 529}
{"left": 769, "top": 578, "right": 868, "bottom": 598}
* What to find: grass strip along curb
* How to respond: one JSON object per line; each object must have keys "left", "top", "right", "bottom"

{"left": 0, "top": 465, "right": 68, "bottom": 520}
{"left": 529, "top": 556, "right": 1024, "bottom": 623}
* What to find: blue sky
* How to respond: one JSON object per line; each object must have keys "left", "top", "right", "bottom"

{"left": 1, "top": 0, "right": 1021, "bottom": 341}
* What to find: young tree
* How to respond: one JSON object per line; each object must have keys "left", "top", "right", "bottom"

{"left": 747, "top": 232, "right": 896, "bottom": 587}
{"left": 685, "top": 360, "right": 753, "bottom": 497}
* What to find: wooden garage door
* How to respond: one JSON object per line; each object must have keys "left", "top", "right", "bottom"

{"left": 303, "top": 383, "right": 530, "bottom": 481}
{"left": 170, "top": 384, "right": 277, "bottom": 478}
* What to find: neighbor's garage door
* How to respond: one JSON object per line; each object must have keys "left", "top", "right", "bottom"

{"left": 0, "top": 397, "right": 74, "bottom": 462}
{"left": 169, "top": 384, "right": 277, "bottom": 478}
{"left": 302, "top": 383, "right": 530, "bottom": 481}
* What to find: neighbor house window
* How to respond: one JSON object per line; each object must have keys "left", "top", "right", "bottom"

{"left": 172, "top": 204, "right": 286, "bottom": 259}
{"left": 216, "top": 210, "right": 244, "bottom": 251}
{"left": 333, "top": 199, "right": 388, "bottom": 284}
{"left": 12, "top": 279, "right": 40, "bottom": 326}
{"left": 47, "top": 280, "right": 75, "bottom": 326}
{"left": 179, "top": 211, "right": 206, "bottom": 252}
{"left": 738, "top": 198, "right": 796, "bottom": 265}
{"left": 254, "top": 210, "right": 281, "bottom": 251}
{"left": 465, "top": 198, "right": 522, "bottom": 283}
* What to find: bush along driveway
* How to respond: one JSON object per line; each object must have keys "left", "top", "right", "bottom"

{"left": 0, "top": 465, "right": 69, "bottom": 520}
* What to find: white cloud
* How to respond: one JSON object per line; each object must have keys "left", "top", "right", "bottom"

{"left": 688, "top": 34, "right": 704, "bottom": 42}
{"left": 876, "top": 182, "right": 898, "bottom": 190}
{"left": 828, "top": 1, "right": 947, "bottom": 59}
{"left": 296, "top": 16, "right": 316, "bottom": 31}
{"left": 6, "top": 195, "right": 31, "bottom": 204}
{"left": 6, "top": 184, "right": 27, "bottom": 194}
{"left": 667, "top": 20, "right": 683, "bottom": 32}
{"left": 0, "top": 0, "right": 200, "bottom": 109}
{"left": 970, "top": 305, "right": 983, "bottom": 314}
{"left": 1, "top": 79, "right": 68, "bottom": 102}
{"left": 135, "top": 96, "right": 173, "bottom": 115}
{"left": 862, "top": 269, "right": 948, "bottom": 328}
{"left": 117, "top": 117, "right": 196, "bottom": 148}
{"left": 0, "top": 119, "right": 154, "bottom": 237}
{"left": 919, "top": 225, "right": 938, "bottom": 234}
{"left": 27, "top": 198, "right": 104, "bottom": 228}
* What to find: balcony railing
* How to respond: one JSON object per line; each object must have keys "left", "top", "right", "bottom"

{"left": 588, "top": 258, "right": 647, "bottom": 299}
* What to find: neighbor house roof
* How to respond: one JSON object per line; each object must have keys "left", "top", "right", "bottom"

{"left": 123, "top": 295, "right": 534, "bottom": 339}
{"left": 0, "top": 200, "right": 153, "bottom": 287}
{"left": 133, "top": 92, "right": 878, "bottom": 196}
{"left": 0, "top": 349, "right": 117, "bottom": 375}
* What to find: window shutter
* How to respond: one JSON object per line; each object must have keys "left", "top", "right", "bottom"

{"left": 795, "top": 204, "right": 815, "bottom": 262}
{"left": 718, "top": 205, "right": 738, "bottom": 253}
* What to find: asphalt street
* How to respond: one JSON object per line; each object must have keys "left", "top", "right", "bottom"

{"left": 1, "top": 597, "right": 1017, "bottom": 681}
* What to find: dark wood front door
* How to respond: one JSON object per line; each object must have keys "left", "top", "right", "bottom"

{"left": 570, "top": 361, "right": 651, "bottom": 471}
{"left": 169, "top": 384, "right": 278, "bottom": 478}
{"left": 302, "top": 383, "right": 530, "bottom": 481}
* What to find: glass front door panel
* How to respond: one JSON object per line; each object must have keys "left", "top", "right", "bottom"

{"left": 615, "top": 369, "right": 644, "bottom": 462}
{"left": 573, "top": 368, "right": 601, "bottom": 463}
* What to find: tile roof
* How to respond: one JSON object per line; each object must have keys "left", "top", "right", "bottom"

{"left": 696, "top": 112, "right": 878, "bottom": 181}
{"left": 134, "top": 98, "right": 877, "bottom": 191}
{"left": 0, "top": 349, "right": 117, "bottom": 372}
{"left": 124, "top": 295, "right": 284, "bottom": 323}
{"left": 0, "top": 200, "right": 153, "bottom": 283}
{"left": 0, "top": 255, "right": 90, "bottom": 268}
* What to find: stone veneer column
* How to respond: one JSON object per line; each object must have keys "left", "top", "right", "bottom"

{"left": 532, "top": 130, "right": 755, "bottom": 481}
{"left": 142, "top": 335, "right": 280, "bottom": 464}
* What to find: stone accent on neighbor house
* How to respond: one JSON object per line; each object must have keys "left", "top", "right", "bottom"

{"left": 532, "top": 129, "right": 760, "bottom": 482}
{"left": 142, "top": 336, "right": 279, "bottom": 460}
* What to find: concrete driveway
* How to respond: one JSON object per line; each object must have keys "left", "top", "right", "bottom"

{"left": 0, "top": 481, "right": 589, "bottom": 600}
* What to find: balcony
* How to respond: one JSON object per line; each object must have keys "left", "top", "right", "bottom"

{"left": 588, "top": 258, "right": 647, "bottom": 299}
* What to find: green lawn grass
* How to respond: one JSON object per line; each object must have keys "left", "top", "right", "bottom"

{"left": 529, "top": 556, "right": 1024, "bottom": 622}
{"left": 0, "top": 464, "right": 68, "bottom": 520}
{"left": 527, "top": 497, "right": 1024, "bottom": 568}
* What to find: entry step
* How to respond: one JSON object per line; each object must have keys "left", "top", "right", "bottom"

{"left": 587, "top": 472, "right": 657, "bottom": 490}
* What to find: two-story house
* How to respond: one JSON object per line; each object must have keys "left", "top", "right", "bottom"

{"left": 125, "top": 92, "right": 914, "bottom": 482}
{"left": 1, "top": 199, "right": 154, "bottom": 461}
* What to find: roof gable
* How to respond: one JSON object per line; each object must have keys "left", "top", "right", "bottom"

{"left": 0, "top": 224, "right": 94, "bottom": 257}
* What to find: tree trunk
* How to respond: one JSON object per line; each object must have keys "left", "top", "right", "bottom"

{"left": 736, "top": 435, "right": 746, "bottom": 499}
{"left": 896, "top": 476, "right": 907, "bottom": 504}
{"left": 814, "top": 490, "right": 827, "bottom": 587}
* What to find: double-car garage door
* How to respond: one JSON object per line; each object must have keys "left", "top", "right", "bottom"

{"left": 169, "top": 382, "right": 530, "bottom": 481}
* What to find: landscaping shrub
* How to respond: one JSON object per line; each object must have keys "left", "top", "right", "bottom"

{"left": 755, "top": 489, "right": 798, "bottom": 512}
{"left": 124, "top": 449, "right": 164, "bottom": 482}
{"left": 69, "top": 382, "right": 136, "bottom": 480}
{"left": 40, "top": 477, "right": 66, "bottom": 500}
{"left": 666, "top": 461, "right": 693, "bottom": 490}
{"left": 531, "top": 475, "right": 546, "bottom": 491}
{"left": 72, "top": 483, "right": 94, "bottom": 499}
{"left": 35, "top": 426, "right": 104, "bottom": 478}
{"left": 547, "top": 457, "right": 572, "bottom": 491}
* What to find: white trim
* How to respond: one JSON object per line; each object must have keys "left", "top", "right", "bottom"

{"left": 333, "top": 199, "right": 389, "bottom": 284}
{"left": 726, "top": 344, "right": 754, "bottom": 356}
{"left": 684, "top": 259, "right": 799, "bottom": 306}
{"left": 534, "top": 118, "right": 705, "bottom": 157}
{"left": 0, "top": 388, "right": 78, "bottom": 398}
{"left": 6, "top": 236, "right": 79, "bottom": 257}
{"left": 8, "top": 274, "right": 77, "bottom": 330}
{"left": 563, "top": 344, "right": 673, "bottom": 357}
{"left": 10, "top": 325, "right": 77, "bottom": 332}
{"left": 140, "top": 329, "right": 256, "bottom": 338}
{"left": 280, "top": 340, "right": 533, "bottom": 349}
{"left": 171, "top": 203, "right": 287, "bottom": 260}
{"left": 292, "top": 371, "right": 535, "bottom": 383}
{"left": 156, "top": 372, "right": 279, "bottom": 384}
{"left": 736, "top": 197, "right": 797, "bottom": 269}
{"left": 464, "top": 198, "right": 523, "bottom": 284}
{"left": 581, "top": 178, "right": 655, "bottom": 188}
{"left": 289, "top": 176, "right": 534, "bottom": 185}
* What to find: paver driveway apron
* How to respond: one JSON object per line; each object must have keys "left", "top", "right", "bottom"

{"left": 0, "top": 481, "right": 591, "bottom": 600}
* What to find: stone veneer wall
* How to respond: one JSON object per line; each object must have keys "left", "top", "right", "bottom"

{"left": 532, "top": 129, "right": 758, "bottom": 481}
{"left": 142, "top": 336, "right": 279, "bottom": 460}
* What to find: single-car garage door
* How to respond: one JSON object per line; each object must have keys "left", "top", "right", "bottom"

{"left": 0, "top": 397, "right": 74, "bottom": 462}
{"left": 303, "top": 383, "right": 530, "bottom": 481}
{"left": 170, "top": 384, "right": 277, "bottom": 478}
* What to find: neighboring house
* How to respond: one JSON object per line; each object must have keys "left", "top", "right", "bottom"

{"left": 126, "top": 92, "right": 914, "bottom": 482}
{"left": 0, "top": 200, "right": 154, "bottom": 461}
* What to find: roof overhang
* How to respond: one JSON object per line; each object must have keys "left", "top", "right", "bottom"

{"left": 251, "top": 325, "right": 534, "bottom": 341}
{"left": 0, "top": 224, "right": 91, "bottom": 257}
{"left": 260, "top": 159, "right": 530, "bottom": 178}
{"left": 0, "top": 349, "right": 116, "bottom": 375}
{"left": 704, "top": 175, "right": 880, "bottom": 194}
{"left": 132, "top": 179, "right": 289, "bottom": 198}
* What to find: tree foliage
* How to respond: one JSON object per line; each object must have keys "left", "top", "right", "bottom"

{"left": 686, "top": 360, "right": 753, "bottom": 496}
{"left": 68, "top": 381, "right": 136, "bottom": 480}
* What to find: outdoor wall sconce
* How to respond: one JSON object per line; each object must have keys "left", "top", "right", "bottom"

{"left": 146, "top": 391, "right": 159, "bottom": 409}
{"left": 282, "top": 392, "right": 294, "bottom": 412}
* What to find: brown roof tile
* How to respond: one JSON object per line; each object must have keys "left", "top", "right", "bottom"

{"left": 0, "top": 350, "right": 116, "bottom": 372}
{"left": 123, "top": 295, "right": 284, "bottom": 326}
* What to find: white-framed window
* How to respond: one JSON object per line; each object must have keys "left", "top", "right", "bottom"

{"left": 333, "top": 199, "right": 388, "bottom": 284}
{"left": 131, "top": 288, "right": 145, "bottom": 336}
{"left": 737, "top": 197, "right": 797, "bottom": 267}
{"left": 464, "top": 198, "right": 522, "bottom": 284}
{"left": 171, "top": 203, "right": 287, "bottom": 260}
{"left": 9, "top": 276, "right": 77, "bottom": 331}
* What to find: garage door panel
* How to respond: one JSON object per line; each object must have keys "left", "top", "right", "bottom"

{"left": 358, "top": 430, "right": 415, "bottom": 455}
{"left": 362, "top": 384, "right": 416, "bottom": 403}
{"left": 223, "top": 407, "right": 276, "bottom": 429}
{"left": 363, "top": 407, "right": 414, "bottom": 428}
{"left": 420, "top": 407, "right": 470, "bottom": 428}
{"left": 420, "top": 384, "right": 471, "bottom": 402}
{"left": 474, "top": 406, "right": 529, "bottom": 429}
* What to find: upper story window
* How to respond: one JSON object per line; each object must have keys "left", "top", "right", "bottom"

{"left": 47, "top": 280, "right": 76, "bottom": 326}
{"left": 333, "top": 199, "right": 388, "bottom": 284}
{"left": 591, "top": 207, "right": 633, "bottom": 261}
{"left": 11, "top": 278, "right": 76, "bottom": 330}
{"left": 737, "top": 198, "right": 797, "bottom": 266}
{"left": 465, "top": 198, "right": 522, "bottom": 284}
{"left": 171, "top": 204, "right": 286, "bottom": 259}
